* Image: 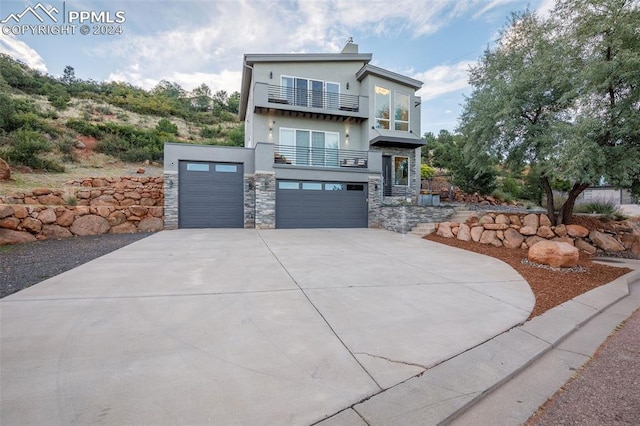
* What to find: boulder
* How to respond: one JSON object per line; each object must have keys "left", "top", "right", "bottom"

{"left": 110, "top": 222, "right": 137, "bottom": 234}
{"left": 554, "top": 224, "right": 567, "bottom": 237}
{"left": 70, "top": 214, "right": 110, "bottom": 236}
{"left": 589, "top": 230, "right": 625, "bottom": 252}
{"left": 480, "top": 230, "right": 502, "bottom": 247}
{"left": 539, "top": 214, "right": 552, "bottom": 227}
{"left": 55, "top": 209, "right": 75, "bottom": 227}
{"left": 0, "top": 217, "right": 20, "bottom": 230}
{"left": 12, "top": 205, "right": 28, "bottom": 219}
{"left": 495, "top": 214, "right": 510, "bottom": 225}
{"left": 108, "top": 211, "right": 127, "bottom": 226}
{"left": 536, "top": 225, "right": 556, "bottom": 239}
{"left": 630, "top": 239, "right": 640, "bottom": 256}
{"left": 470, "top": 226, "right": 484, "bottom": 242}
{"left": 0, "top": 228, "right": 37, "bottom": 245}
{"left": 526, "top": 235, "right": 546, "bottom": 247}
{"left": 0, "top": 158, "right": 10, "bottom": 181}
{"left": 138, "top": 218, "right": 163, "bottom": 232}
{"left": 90, "top": 195, "right": 118, "bottom": 206}
{"left": 436, "top": 222, "right": 454, "bottom": 238}
{"left": 31, "top": 188, "right": 51, "bottom": 196}
{"left": 21, "top": 217, "right": 42, "bottom": 233}
{"left": 523, "top": 213, "right": 539, "bottom": 228}
{"left": 457, "top": 223, "right": 471, "bottom": 241}
{"left": 509, "top": 215, "right": 522, "bottom": 226}
{"left": 566, "top": 224, "right": 589, "bottom": 238}
{"left": 479, "top": 215, "right": 495, "bottom": 225}
{"left": 519, "top": 225, "right": 538, "bottom": 236}
{"left": 575, "top": 239, "right": 597, "bottom": 254}
{"left": 503, "top": 228, "right": 525, "bottom": 249}
{"left": 484, "top": 223, "right": 509, "bottom": 230}
{"left": 42, "top": 224, "right": 73, "bottom": 239}
{"left": 37, "top": 208, "right": 57, "bottom": 224}
{"left": 528, "top": 240, "right": 579, "bottom": 268}
{"left": 37, "top": 194, "right": 65, "bottom": 205}
{"left": 552, "top": 237, "right": 575, "bottom": 246}
{"left": 0, "top": 205, "right": 14, "bottom": 219}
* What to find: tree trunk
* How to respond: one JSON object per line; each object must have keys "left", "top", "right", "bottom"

{"left": 540, "top": 175, "right": 556, "bottom": 223}
{"left": 556, "top": 182, "right": 590, "bottom": 225}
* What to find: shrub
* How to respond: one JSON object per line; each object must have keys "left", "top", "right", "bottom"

{"left": 66, "top": 119, "right": 102, "bottom": 138}
{"left": 1, "top": 129, "right": 64, "bottom": 171}
{"left": 491, "top": 189, "right": 515, "bottom": 204}
{"left": 155, "top": 118, "right": 178, "bottom": 135}
{"left": 501, "top": 176, "right": 521, "bottom": 199}
{"left": 575, "top": 200, "right": 627, "bottom": 220}
{"left": 420, "top": 164, "right": 435, "bottom": 180}
{"left": 58, "top": 135, "right": 78, "bottom": 162}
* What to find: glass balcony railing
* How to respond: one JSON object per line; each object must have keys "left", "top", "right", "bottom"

{"left": 267, "top": 85, "right": 360, "bottom": 112}
{"left": 274, "top": 145, "right": 368, "bottom": 169}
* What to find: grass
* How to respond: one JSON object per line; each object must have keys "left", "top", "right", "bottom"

{"left": 575, "top": 200, "right": 627, "bottom": 220}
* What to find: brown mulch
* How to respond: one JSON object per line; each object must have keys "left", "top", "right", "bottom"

{"left": 424, "top": 234, "right": 632, "bottom": 318}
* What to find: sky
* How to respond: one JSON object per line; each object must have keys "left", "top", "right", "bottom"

{"left": 0, "top": 0, "right": 554, "bottom": 135}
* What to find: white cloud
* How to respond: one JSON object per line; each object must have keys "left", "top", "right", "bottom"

{"left": 414, "top": 60, "right": 474, "bottom": 101}
{"left": 0, "top": 33, "right": 47, "bottom": 72}
{"left": 536, "top": 0, "right": 556, "bottom": 17}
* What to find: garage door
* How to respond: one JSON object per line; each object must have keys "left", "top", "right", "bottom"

{"left": 178, "top": 161, "right": 244, "bottom": 228}
{"left": 276, "top": 180, "right": 368, "bottom": 228}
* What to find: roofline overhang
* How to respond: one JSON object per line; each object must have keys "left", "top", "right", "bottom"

{"left": 356, "top": 64, "right": 423, "bottom": 89}
{"left": 369, "top": 135, "right": 426, "bottom": 149}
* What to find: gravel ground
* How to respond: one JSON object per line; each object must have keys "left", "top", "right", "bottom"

{"left": 0, "top": 232, "right": 154, "bottom": 298}
{"left": 528, "top": 307, "right": 640, "bottom": 425}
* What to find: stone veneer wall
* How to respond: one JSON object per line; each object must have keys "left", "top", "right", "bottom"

{"left": 372, "top": 204, "right": 456, "bottom": 233}
{"left": 0, "top": 176, "right": 165, "bottom": 245}
{"left": 254, "top": 172, "right": 276, "bottom": 229}
{"left": 369, "top": 146, "right": 419, "bottom": 200}
{"left": 244, "top": 175, "right": 256, "bottom": 228}
{"left": 163, "top": 172, "right": 178, "bottom": 229}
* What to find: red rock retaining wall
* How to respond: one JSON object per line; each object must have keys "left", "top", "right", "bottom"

{"left": 435, "top": 212, "right": 640, "bottom": 256}
{"left": 0, "top": 177, "right": 164, "bottom": 245}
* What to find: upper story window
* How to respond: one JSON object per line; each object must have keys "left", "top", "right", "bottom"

{"left": 375, "top": 86, "right": 390, "bottom": 129}
{"left": 394, "top": 92, "right": 409, "bottom": 131}
{"left": 281, "top": 76, "right": 340, "bottom": 109}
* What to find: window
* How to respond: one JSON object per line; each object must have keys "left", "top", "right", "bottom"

{"left": 215, "top": 164, "right": 237, "bottom": 173}
{"left": 281, "top": 76, "right": 340, "bottom": 109}
{"left": 325, "top": 183, "right": 344, "bottom": 190}
{"left": 279, "top": 128, "right": 340, "bottom": 166}
{"left": 375, "top": 86, "right": 390, "bottom": 129}
{"left": 186, "top": 163, "right": 209, "bottom": 172}
{"left": 278, "top": 181, "right": 299, "bottom": 189}
{"left": 394, "top": 156, "right": 409, "bottom": 186}
{"left": 394, "top": 92, "right": 409, "bottom": 131}
{"left": 302, "top": 182, "right": 323, "bottom": 190}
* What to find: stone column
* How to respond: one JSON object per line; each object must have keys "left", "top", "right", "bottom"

{"left": 254, "top": 172, "right": 276, "bottom": 229}
{"left": 163, "top": 171, "right": 178, "bottom": 229}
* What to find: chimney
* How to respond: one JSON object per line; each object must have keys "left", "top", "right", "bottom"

{"left": 341, "top": 37, "right": 358, "bottom": 54}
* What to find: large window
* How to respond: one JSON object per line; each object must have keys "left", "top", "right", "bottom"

{"left": 394, "top": 92, "right": 409, "bottom": 131}
{"left": 375, "top": 86, "right": 390, "bottom": 129}
{"left": 281, "top": 76, "right": 340, "bottom": 109}
{"left": 394, "top": 156, "right": 409, "bottom": 186}
{"left": 279, "top": 128, "right": 339, "bottom": 166}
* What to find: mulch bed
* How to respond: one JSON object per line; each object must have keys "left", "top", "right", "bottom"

{"left": 424, "top": 234, "right": 632, "bottom": 318}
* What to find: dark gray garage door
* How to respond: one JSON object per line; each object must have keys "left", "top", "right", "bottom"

{"left": 179, "top": 161, "right": 244, "bottom": 228}
{"left": 276, "top": 180, "right": 368, "bottom": 228}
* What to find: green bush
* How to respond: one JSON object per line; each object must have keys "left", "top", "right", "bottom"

{"left": 200, "top": 125, "right": 221, "bottom": 138}
{"left": 491, "top": 189, "right": 515, "bottom": 204}
{"left": 1, "top": 130, "right": 64, "bottom": 171}
{"left": 501, "top": 176, "right": 521, "bottom": 199}
{"left": 227, "top": 127, "right": 244, "bottom": 146}
{"left": 420, "top": 164, "right": 435, "bottom": 180}
{"left": 58, "top": 135, "right": 78, "bottom": 162}
{"left": 155, "top": 118, "right": 178, "bottom": 135}
{"left": 575, "top": 200, "right": 627, "bottom": 220}
{"left": 66, "top": 119, "right": 102, "bottom": 138}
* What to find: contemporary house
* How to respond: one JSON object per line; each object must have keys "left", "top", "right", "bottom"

{"left": 164, "top": 41, "right": 426, "bottom": 229}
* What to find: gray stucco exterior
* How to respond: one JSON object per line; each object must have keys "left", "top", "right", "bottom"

{"left": 165, "top": 42, "right": 441, "bottom": 230}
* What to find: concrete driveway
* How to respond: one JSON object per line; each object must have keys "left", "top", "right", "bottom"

{"left": 0, "top": 229, "right": 534, "bottom": 425}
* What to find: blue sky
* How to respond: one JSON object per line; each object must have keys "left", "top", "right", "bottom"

{"left": 0, "top": 0, "right": 553, "bottom": 135}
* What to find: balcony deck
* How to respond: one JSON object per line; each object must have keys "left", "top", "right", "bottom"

{"left": 274, "top": 145, "right": 369, "bottom": 169}
{"left": 253, "top": 83, "right": 368, "bottom": 122}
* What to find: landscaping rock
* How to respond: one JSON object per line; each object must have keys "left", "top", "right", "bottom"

{"left": 480, "top": 230, "right": 502, "bottom": 247}
{"left": 0, "top": 217, "right": 20, "bottom": 230}
{"left": 575, "top": 239, "right": 597, "bottom": 254}
{"left": 55, "top": 209, "right": 75, "bottom": 227}
{"left": 526, "top": 235, "right": 546, "bottom": 247}
{"left": 539, "top": 214, "right": 552, "bottom": 227}
{"left": 520, "top": 225, "right": 538, "bottom": 236}
{"left": 484, "top": 223, "right": 509, "bottom": 230}
{"left": 589, "top": 230, "right": 625, "bottom": 252}
{"left": 138, "top": 217, "right": 163, "bottom": 232}
{"left": 470, "top": 226, "right": 484, "bottom": 242}
{"left": 509, "top": 215, "right": 522, "bottom": 226}
{"left": 523, "top": 213, "right": 540, "bottom": 228}
{"left": 566, "top": 224, "right": 589, "bottom": 238}
{"left": 31, "top": 188, "right": 51, "bottom": 196}
{"left": 42, "top": 224, "right": 73, "bottom": 239}
{"left": 495, "top": 214, "right": 510, "bottom": 225}
{"left": 457, "top": 223, "right": 471, "bottom": 241}
{"left": 21, "top": 217, "right": 42, "bottom": 233}
{"left": 0, "top": 205, "right": 14, "bottom": 219}
{"left": 479, "top": 215, "right": 495, "bottom": 225}
{"left": 110, "top": 222, "right": 137, "bottom": 234}
{"left": 503, "top": 228, "right": 525, "bottom": 249}
{"left": 528, "top": 240, "right": 579, "bottom": 268}
{"left": 537, "top": 225, "right": 556, "bottom": 239}
{"left": 37, "top": 194, "right": 65, "bottom": 205}
{"left": 0, "top": 228, "right": 36, "bottom": 245}
{"left": 70, "top": 214, "right": 110, "bottom": 236}
{"left": 37, "top": 208, "right": 57, "bottom": 225}
{"left": 436, "top": 222, "right": 454, "bottom": 238}
{"left": 554, "top": 224, "right": 567, "bottom": 237}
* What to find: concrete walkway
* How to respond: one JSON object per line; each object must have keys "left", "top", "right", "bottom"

{"left": 0, "top": 229, "right": 533, "bottom": 425}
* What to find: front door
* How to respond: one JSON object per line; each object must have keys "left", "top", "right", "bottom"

{"left": 382, "top": 155, "right": 392, "bottom": 196}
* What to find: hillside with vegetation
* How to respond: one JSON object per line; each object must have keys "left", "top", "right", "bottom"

{"left": 0, "top": 54, "right": 243, "bottom": 192}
